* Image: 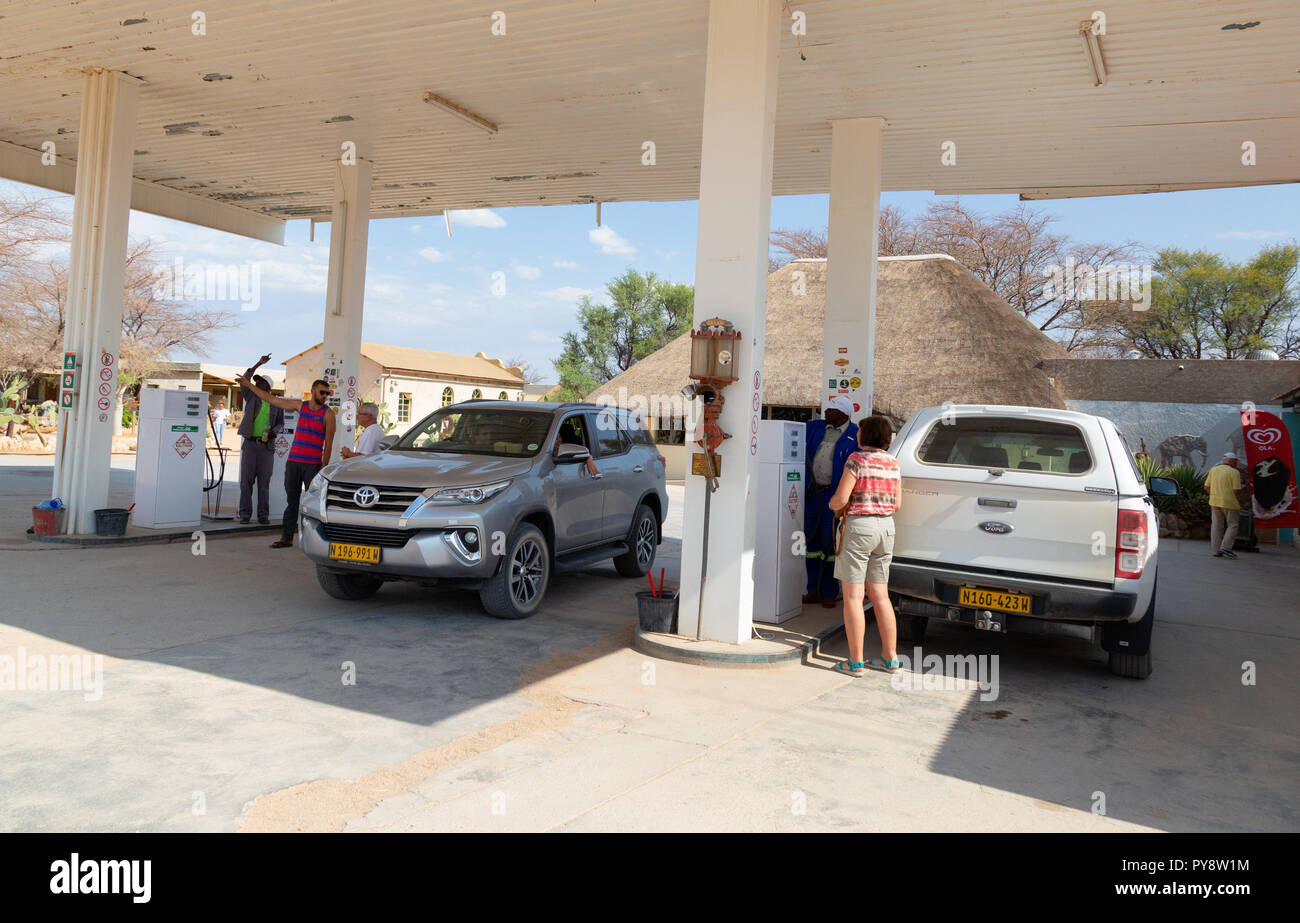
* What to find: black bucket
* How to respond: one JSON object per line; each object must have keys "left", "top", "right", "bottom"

{"left": 93, "top": 508, "right": 130, "bottom": 537}
{"left": 636, "top": 591, "right": 679, "bottom": 634}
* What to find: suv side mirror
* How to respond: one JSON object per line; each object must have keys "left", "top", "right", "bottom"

{"left": 377, "top": 435, "right": 399, "bottom": 451}
{"left": 554, "top": 443, "right": 591, "bottom": 463}
{"left": 1148, "top": 475, "right": 1178, "bottom": 497}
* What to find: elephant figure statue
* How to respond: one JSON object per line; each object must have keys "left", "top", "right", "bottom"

{"left": 1157, "top": 434, "right": 1208, "bottom": 469}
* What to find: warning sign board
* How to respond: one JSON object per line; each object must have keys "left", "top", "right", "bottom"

{"left": 690, "top": 453, "right": 720, "bottom": 478}
{"left": 174, "top": 434, "right": 194, "bottom": 459}
{"left": 787, "top": 484, "right": 799, "bottom": 518}
{"left": 274, "top": 434, "right": 290, "bottom": 458}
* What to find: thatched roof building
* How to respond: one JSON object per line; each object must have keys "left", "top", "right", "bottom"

{"left": 589, "top": 255, "right": 1067, "bottom": 424}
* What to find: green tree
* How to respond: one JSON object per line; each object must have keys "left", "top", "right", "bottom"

{"left": 553, "top": 269, "right": 694, "bottom": 398}
{"left": 1118, "top": 244, "right": 1299, "bottom": 358}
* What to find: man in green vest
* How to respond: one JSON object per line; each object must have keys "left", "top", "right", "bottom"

{"left": 236, "top": 354, "right": 285, "bottom": 524}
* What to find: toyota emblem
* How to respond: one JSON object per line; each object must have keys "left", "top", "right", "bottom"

{"left": 353, "top": 486, "right": 380, "bottom": 508}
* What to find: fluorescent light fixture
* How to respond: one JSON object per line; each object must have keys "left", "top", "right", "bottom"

{"left": 422, "top": 92, "right": 499, "bottom": 135}
{"left": 1079, "top": 21, "right": 1106, "bottom": 86}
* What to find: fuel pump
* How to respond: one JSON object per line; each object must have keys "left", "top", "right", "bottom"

{"left": 684, "top": 317, "right": 741, "bottom": 493}
{"left": 682, "top": 317, "right": 741, "bottom": 639}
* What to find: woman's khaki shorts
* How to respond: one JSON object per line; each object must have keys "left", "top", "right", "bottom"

{"left": 833, "top": 515, "right": 895, "bottom": 585}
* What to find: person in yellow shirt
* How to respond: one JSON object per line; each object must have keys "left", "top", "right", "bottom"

{"left": 1205, "top": 452, "right": 1248, "bottom": 558}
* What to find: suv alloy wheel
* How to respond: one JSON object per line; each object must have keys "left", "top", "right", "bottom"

{"left": 480, "top": 522, "right": 551, "bottom": 619}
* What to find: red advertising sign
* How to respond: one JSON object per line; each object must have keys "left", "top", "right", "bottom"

{"left": 1240, "top": 410, "right": 1299, "bottom": 528}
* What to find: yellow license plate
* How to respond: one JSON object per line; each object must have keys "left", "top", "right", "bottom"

{"left": 959, "top": 586, "right": 1031, "bottom": 614}
{"left": 328, "top": 542, "right": 381, "bottom": 564}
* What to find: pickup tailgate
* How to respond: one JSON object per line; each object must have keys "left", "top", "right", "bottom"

{"left": 894, "top": 414, "right": 1119, "bottom": 585}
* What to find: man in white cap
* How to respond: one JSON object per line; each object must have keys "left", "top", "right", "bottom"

{"left": 803, "top": 396, "right": 860, "bottom": 606}
{"left": 1206, "top": 451, "right": 1248, "bottom": 558}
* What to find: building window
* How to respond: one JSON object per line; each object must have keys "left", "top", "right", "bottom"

{"left": 441, "top": 387, "right": 454, "bottom": 406}
{"left": 472, "top": 388, "right": 482, "bottom": 399}
{"left": 498, "top": 391, "right": 508, "bottom": 400}
{"left": 397, "top": 392, "right": 412, "bottom": 423}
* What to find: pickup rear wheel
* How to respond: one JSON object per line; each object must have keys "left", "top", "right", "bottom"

{"left": 1105, "top": 578, "right": 1155, "bottom": 680}
{"left": 316, "top": 565, "right": 383, "bottom": 601}
{"left": 613, "top": 504, "right": 658, "bottom": 578}
{"left": 480, "top": 523, "right": 550, "bottom": 619}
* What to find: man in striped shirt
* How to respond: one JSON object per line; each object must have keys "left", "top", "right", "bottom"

{"left": 236, "top": 375, "right": 336, "bottom": 549}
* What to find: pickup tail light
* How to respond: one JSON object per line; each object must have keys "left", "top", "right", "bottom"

{"left": 1115, "top": 509, "right": 1147, "bottom": 579}
{"left": 656, "top": 452, "right": 666, "bottom": 467}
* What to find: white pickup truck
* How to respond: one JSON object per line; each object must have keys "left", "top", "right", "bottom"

{"left": 887, "top": 405, "right": 1177, "bottom": 679}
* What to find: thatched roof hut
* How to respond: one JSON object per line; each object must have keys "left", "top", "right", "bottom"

{"left": 589, "top": 255, "right": 1067, "bottom": 424}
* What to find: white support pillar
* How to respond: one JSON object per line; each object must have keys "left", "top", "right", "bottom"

{"left": 53, "top": 69, "right": 141, "bottom": 534}
{"left": 677, "top": 0, "right": 781, "bottom": 644}
{"left": 822, "top": 118, "right": 884, "bottom": 418}
{"left": 319, "top": 159, "right": 372, "bottom": 461}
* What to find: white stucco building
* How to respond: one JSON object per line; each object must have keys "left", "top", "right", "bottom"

{"left": 282, "top": 342, "right": 526, "bottom": 428}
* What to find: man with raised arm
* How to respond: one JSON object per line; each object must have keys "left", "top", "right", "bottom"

{"left": 235, "top": 353, "right": 284, "bottom": 524}
{"left": 236, "top": 373, "right": 336, "bottom": 549}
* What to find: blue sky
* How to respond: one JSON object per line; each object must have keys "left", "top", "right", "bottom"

{"left": 4, "top": 178, "right": 1297, "bottom": 382}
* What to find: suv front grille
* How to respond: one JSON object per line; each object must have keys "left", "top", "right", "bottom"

{"left": 322, "top": 523, "right": 417, "bottom": 548}
{"left": 326, "top": 481, "right": 423, "bottom": 514}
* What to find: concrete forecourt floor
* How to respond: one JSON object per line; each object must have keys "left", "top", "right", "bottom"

{"left": 2, "top": 458, "right": 1297, "bottom": 832}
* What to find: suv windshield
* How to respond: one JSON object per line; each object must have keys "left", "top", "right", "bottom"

{"left": 916, "top": 416, "right": 1092, "bottom": 474}
{"left": 397, "top": 407, "right": 553, "bottom": 457}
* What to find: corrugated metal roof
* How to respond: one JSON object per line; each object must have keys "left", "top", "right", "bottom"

{"left": 1, "top": 0, "right": 1296, "bottom": 233}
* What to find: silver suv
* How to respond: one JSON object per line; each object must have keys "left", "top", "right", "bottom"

{"left": 299, "top": 401, "right": 668, "bottom": 619}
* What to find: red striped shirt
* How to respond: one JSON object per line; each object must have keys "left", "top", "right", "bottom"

{"left": 289, "top": 401, "right": 329, "bottom": 463}
{"left": 844, "top": 449, "right": 900, "bottom": 515}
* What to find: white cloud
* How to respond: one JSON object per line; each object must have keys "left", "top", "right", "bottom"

{"left": 1214, "top": 229, "right": 1288, "bottom": 240}
{"left": 589, "top": 225, "right": 636, "bottom": 256}
{"left": 656, "top": 249, "right": 678, "bottom": 262}
{"left": 418, "top": 247, "right": 447, "bottom": 263}
{"left": 259, "top": 259, "right": 329, "bottom": 293}
{"left": 428, "top": 282, "right": 453, "bottom": 294}
{"left": 514, "top": 264, "right": 541, "bottom": 280}
{"left": 365, "top": 280, "right": 405, "bottom": 302}
{"left": 371, "top": 308, "right": 443, "bottom": 328}
{"left": 552, "top": 259, "right": 580, "bottom": 270}
{"left": 544, "top": 286, "right": 593, "bottom": 302}
{"left": 450, "top": 208, "right": 507, "bottom": 229}
{"left": 409, "top": 224, "right": 424, "bottom": 233}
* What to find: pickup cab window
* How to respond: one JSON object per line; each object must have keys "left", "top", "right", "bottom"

{"left": 915, "top": 416, "right": 1093, "bottom": 474}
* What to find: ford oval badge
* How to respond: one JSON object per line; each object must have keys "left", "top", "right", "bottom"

{"left": 979, "top": 521, "right": 1014, "bottom": 535}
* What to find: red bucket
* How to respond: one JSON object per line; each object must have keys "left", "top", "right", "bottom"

{"left": 32, "top": 506, "right": 62, "bottom": 536}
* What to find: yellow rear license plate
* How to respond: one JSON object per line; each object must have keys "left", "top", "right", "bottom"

{"left": 959, "top": 586, "right": 1031, "bottom": 614}
{"left": 328, "top": 542, "right": 381, "bottom": 564}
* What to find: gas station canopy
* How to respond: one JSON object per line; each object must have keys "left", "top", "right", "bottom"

{"left": 1, "top": 0, "right": 1296, "bottom": 244}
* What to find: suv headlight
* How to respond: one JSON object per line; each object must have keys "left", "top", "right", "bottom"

{"left": 425, "top": 480, "right": 511, "bottom": 504}
{"left": 308, "top": 471, "right": 329, "bottom": 492}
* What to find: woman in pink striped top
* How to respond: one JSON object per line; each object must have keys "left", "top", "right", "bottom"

{"left": 829, "top": 415, "right": 902, "bottom": 676}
